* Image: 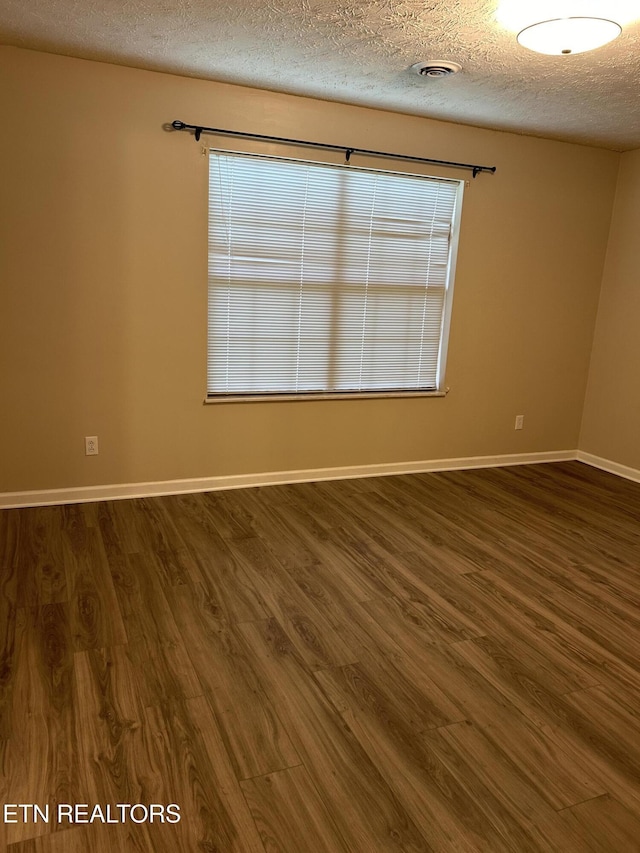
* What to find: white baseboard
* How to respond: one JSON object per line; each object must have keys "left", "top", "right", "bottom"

{"left": 576, "top": 451, "right": 640, "bottom": 485}
{"left": 0, "top": 450, "right": 576, "bottom": 509}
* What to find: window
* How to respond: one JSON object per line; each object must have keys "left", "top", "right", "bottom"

{"left": 207, "top": 150, "right": 463, "bottom": 399}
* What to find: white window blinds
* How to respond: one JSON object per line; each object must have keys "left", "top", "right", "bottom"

{"left": 207, "top": 150, "right": 463, "bottom": 397}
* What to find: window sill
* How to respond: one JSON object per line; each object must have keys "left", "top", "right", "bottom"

{"left": 204, "top": 389, "right": 448, "bottom": 404}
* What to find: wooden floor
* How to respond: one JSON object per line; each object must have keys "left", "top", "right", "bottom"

{"left": 2, "top": 462, "right": 640, "bottom": 851}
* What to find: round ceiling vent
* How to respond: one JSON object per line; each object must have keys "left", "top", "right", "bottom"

{"left": 410, "top": 60, "right": 462, "bottom": 78}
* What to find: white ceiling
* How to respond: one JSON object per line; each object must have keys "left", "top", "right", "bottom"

{"left": 2, "top": 0, "right": 640, "bottom": 150}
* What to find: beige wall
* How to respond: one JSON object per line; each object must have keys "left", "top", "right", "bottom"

{"left": 580, "top": 148, "right": 640, "bottom": 470}
{"left": 0, "top": 46, "right": 619, "bottom": 493}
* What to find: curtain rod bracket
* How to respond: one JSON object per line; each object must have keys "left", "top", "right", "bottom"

{"left": 169, "top": 120, "right": 497, "bottom": 177}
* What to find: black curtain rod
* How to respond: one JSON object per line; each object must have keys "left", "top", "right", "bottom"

{"left": 171, "top": 120, "right": 496, "bottom": 178}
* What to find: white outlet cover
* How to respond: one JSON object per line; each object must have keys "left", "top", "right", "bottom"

{"left": 85, "top": 435, "right": 99, "bottom": 455}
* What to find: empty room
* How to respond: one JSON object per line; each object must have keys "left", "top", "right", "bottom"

{"left": 2, "top": 0, "right": 640, "bottom": 850}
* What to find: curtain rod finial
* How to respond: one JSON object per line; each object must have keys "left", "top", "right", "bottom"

{"left": 172, "top": 120, "right": 186, "bottom": 130}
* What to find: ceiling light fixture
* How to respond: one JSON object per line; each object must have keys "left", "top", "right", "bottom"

{"left": 517, "top": 16, "right": 621, "bottom": 55}
{"left": 497, "top": 0, "right": 639, "bottom": 55}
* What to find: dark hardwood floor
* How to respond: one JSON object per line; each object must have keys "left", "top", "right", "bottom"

{"left": 2, "top": 461, "right": 640, "bottom": 851}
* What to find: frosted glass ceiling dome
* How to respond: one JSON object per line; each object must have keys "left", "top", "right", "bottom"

{"left": 517, "top": 17, "right": 621, "bottom": 55}
{"left": 497, "top": 0, "right": 639, "bottom": 55}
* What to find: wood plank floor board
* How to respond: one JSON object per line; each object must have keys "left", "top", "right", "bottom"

{"left": 455, "top": 571, "right": 601, "bottom": 694}
{"left": 180, "top": 490, "right": 248, "bottom": 541}
{"left": 288, "top": 487, "right": 444, "bottom": 602}
{"left": 239, "top": 617, "right": 431, "bottom": 852}
{"left": 571, "top": 561, "right": 640, "bottom": 615}
{"left": 240, "top": 764, "right": 349, "bottom": 853}
{"left": 228, "top": 535, "right": 359, "bottom": 670}
{"left": 168, "top": 581, "right": 300, "bottom": 781}
{"left": 0, "top": 605, "right": 26, "bottom": 852}
{"left": 325, "top": 491, "right": 439, "bottom": 564}
{"left": 419, "top": 727, "right": 585, "bottom": 853}
{"left": 349, "top": 599, "right": 607, "bottom": 810}
{"left": 468, "top": 568, "right": 640, "bottom": 697}
{"left": 121, "top": 498, "right": 189, "bottom": 557}
{"left": 312, "top": 518, "right": 482, "bottom": 629}
{"left": 150, "top": 693, "right": 266, "bottom": 853}
{"left": 6, "top": 824, "right": 144, "bottom": 852}
{"left": 436, "top": 720, "right": 595, "bottom": 851}
{"left": 0, "top": 508, "right": 21, "bottom": 577}
{"left": 485, "top": 561, "right": 640, "bottom": 672}
{"left": 145, "top": 546, "right": 192, "bottom": 589}
{"left": 72, "top": 645, "right": 153, "bottom": 807}
{"left": 383, "top": 551, "right": 493, "bottom": 640}
{"left": 257, "top": 576, "right": 471, "bottom": 732}
{"left": 563, "top": 684, "right": 640, "bottom": 769}
{"left": 271, "top": 532, "right": 380, "bottom": 610}
{"left": 314, "top": 656, "right": 459, "bottom": 737}
{"left": 276, "top": 484, "right": 348, "bottom": 533}
{"left": 3, "top": 461, "right": 640, "bottom": 851}
{"left": 440, "top": 468, "right": 626, "bottom": 569}
{"left": 14, "top": 507, "right": 69, "bottom": 608}
{"left": 65, "top": 522, "right": 127, "bottom": 653}
{"left": 450, "top": 635, "right": 640, "bottom": 814}
{"left": 306, "top": 525, "right": 410, "bottom": 601}
{"left": 0, "top": 594, "right": 22, "bottom": 742}
{"left": 189, "top": 539, "right": 270, "bottom": 626}
{"left": 108, "top": 552, "right": 202, "bottom": 706}
{"left": 95, "top": 500, "right": 145, "bottom": 558}
{"left": 160, "top": 495, "right": 270, "bottom": 623}
{"left": 270, "top": 502, "right": 340, "bottom": 556}
{"left": 316, "top": 605, "right": 467, "bottom": 728}
{"left": 229, "top": 489, "right": 332, "bottom": 576}
{"left": 138, "top": 699, "right": 254, "bottom": 852}
{"left": 0, "top": 508, "right": 21, "bottom": 744}
{"left": 472, "top": 466, "right": 638, "bottom": 568}
{"left": 457, "top": 509, "right": 640, "bottom": 638}
{"left": 558, "top": 794, "right": 640, "bottom": 852}
{"left": 313, "top": 668, "right": 531, "bottom": 852}
{"left": 3, "top": 603, "right": 80, "bottom": 847}
{"left": 360, "top": 593, "right": 472, "bottom": 651}
{"left": 202, "top": 489, "right": 261, "bottom": 541}
{"left": 507, "top": 463, "right": 640, "bottom": 540}
{"left": 361, "top": 483, "right": 499, "bottom": 576}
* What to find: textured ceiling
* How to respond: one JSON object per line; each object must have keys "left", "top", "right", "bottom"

{"left": 2, "top": 0, "right": 640, "bottom": 150}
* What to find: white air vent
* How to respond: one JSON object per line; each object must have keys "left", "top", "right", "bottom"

{"left": 410, "top": 60, "right": 462, "bottom": 78}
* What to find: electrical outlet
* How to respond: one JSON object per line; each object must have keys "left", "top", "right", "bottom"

{"left": 515, "top": 415, "right": 524, "bottom": 431}
{"left": 85, "top": 435, "right": 99, "bottom": 456}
